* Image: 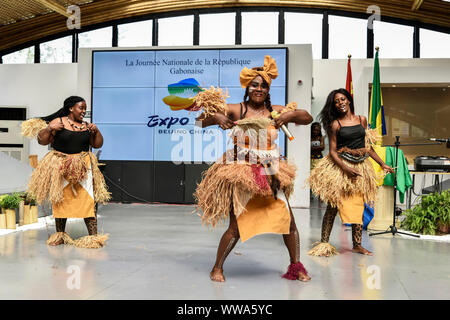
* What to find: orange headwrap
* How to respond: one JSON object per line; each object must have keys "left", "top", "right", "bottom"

{"left": 239, "top": 55, "right": 278, "bottom": 88}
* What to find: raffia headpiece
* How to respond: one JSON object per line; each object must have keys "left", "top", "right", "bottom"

{"left": 239, "top": 55, "right": 278, "bottom": 88}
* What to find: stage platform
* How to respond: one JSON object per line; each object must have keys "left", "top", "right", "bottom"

{"left": 0, "top": 200, "right": 448, "bottom": 300}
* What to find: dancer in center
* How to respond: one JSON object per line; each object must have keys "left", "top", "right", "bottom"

{"left": 194, "top": 56, "right": 313, "bottom": 282}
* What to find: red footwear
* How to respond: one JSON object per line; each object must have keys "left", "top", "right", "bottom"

{"left": 282, "top": 262, "right": 310, "bottom": 281}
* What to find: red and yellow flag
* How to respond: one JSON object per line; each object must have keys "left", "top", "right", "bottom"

{"left": 346, "top": 55, "right": 353, "bottom": 97}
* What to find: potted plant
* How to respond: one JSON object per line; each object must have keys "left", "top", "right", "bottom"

{"left": 0, "top": 194, "right": 6, "bottom": 228}
{"left": 401, "top": 190, "right": 450, "bottom": 235}
{"left": 18, "top": 192, "right": 25, "bottom": 226}
{"left": 29, "top": 195, "right": 38, "bottom": 223}
{"left": 23, "top": 193, "right": 32, "bottom": 225}
{"left": 1, "top": 193, "right": 22, "bottom": 229}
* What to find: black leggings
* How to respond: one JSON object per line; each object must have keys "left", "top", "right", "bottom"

{"left": 55, "top": 217, "right": 97, "bottom": 235}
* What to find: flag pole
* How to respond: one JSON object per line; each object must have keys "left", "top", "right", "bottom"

{"left": 369, "top": 45, "right": 419, "bottom": 238}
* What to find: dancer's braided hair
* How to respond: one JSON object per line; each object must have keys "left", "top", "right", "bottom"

{"left": 41, "top": 96, "right": 85, "bottom": 123}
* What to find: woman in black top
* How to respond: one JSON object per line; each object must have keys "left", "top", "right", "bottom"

{"left": 39, "top": 97, "right": 103, "bottom": 152}
{"left": 308, "top": 89, "right": 393, "bottom": 257}
{"left": 25, "top": 96, "right": 110, "bottom": 248}
{"left": 310, "top": 122, "right": 324, "bottom": 169}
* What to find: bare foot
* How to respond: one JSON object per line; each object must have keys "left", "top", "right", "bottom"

{"left": 210, "top": 267, "right": 225, "bottom": 282}
{"left": 352, "top": 245, "right": 373, "bottom": 256}
{"left": 48, "top": 238, "right": 64, "bottom": 246}
{"left": 298, "top": 271, "right": 311, "bottom": 282}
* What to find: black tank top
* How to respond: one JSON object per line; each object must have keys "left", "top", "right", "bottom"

{"left": 52, "top": 118, "right": 90, "bottom": 154}
{"left": 336, "top": 117, "right": 366, "bottom": 150}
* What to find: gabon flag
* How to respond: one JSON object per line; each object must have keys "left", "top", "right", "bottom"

{"left": 369, "top": 48, "right": 387, "bottom": 144}
{"left": 346, "top": 54, "right": 353, "bottom": 97}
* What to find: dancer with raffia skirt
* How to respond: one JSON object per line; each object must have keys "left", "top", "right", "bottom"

{"left": 22, "top": 96, "right": 111, "bottom": 248}
{"left": 307, "top": 89, "right": 394, "bottom": 257}
{"left": 194, "top": 56, "right": 313, "bottom": 282}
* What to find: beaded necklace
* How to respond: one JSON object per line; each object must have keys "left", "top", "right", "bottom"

{"left": 248, "top": 104, "right": 266, "bottom": 117}
{"left": 67, "top": 117, "right": 86, "bottom": 131}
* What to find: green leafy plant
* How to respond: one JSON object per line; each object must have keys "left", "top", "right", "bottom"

{"left": 401, "top": 190, "right": 450, "bottom": 235}
{"left": 1, "top": 193, "right": 22, "bottom": 210}
{"left": 0, "top": 194, "right": 6, "bottom": 209}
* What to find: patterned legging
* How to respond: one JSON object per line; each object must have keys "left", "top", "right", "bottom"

{"left": 321, "top": 204, "right": 363, "bottom": 247}
{"left": 55, "top": 217, "right": 97, "bottom": 235}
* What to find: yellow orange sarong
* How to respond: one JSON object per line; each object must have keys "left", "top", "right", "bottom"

{"left": 338, "top": 194, "right": 365, "bottom": 224}
{"left": 53, "top": 154, "right": 95, "bottom": 219}
{"left": 237, "top": 192, "right": 291, "bottom": 242}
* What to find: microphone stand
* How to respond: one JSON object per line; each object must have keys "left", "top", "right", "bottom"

{"left": 368, "top": 136, "right": 442, "bottom": 238}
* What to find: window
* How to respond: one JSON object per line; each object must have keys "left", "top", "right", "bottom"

{"left": 285, "top": 12, "right": 322, "bottom": 59}
{"left": 79, "top": 27, "right": 112, "bottom": 48}
{"left": 118, "top": 20, "right": 153, "bottom": 47}
{"left": 420, "top": 29, "right": 450, "bottom": 58}
{"left": 371, "top": 84, "right": 450, "bottom": 162}
{"left": 329, "top": 15, "right": 367, "bottom": 59}
{"left": 242, "top": 12, "right": 278, "bottom": 45}
{"left": 2, "top": 46, "right": 34, "bottom": 64}
{"left": 40, "top": 36, "right": 72, "bottom": 63}
{"left": 200, "top": 13, "right": 235, "bottom": 45}
{"left": 373, "top": 21, "right": 413, "bottom": 58}
{"left": 158, "top": 15, "right": 194, "bottom": 46}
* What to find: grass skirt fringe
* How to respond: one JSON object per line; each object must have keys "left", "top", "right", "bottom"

{"left": 46, "top": 232, "right": 75, "bottom": 245}
{"left": 46, "top": 232, "right": 109, "bottom": 248}
{"left": 307, "top": 242, "right": 339, "bottom": 257}
{"left": 194, "top": 160, "right": 296, "bottom": 227}
{"left": 89, "top": 153, "right": 112, "bottom": 204}
{"left": 307, "top": 155, "right": 379, "bottom": 208}
{"left": 21, "top": 118, "right": 47, "bottom": 139}
{"left": 27, "top": 150, "right": 111, "bottom": 205}
{"left": 73, "top": 234, "right": 109, "bottom": 249}
{"left": 365, "top": 128, "right": 382, "bottom": 147}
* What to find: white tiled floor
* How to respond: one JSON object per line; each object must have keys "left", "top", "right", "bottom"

{"left": 0, "top": 201, "right": 448, "bottom": 300}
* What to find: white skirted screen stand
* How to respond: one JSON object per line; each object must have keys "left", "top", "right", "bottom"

{"left": 368, "top": 186, "right": 397, "bottom": 231}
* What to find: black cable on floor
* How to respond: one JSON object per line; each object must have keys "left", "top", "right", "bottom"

{"left": 102, "top": 173, "right": 161, "bottom": 204}
{"left": 102, "top": 173, "right": 192, "bottom": 206}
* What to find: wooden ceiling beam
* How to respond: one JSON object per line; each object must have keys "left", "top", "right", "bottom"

{"left": 411, "top": 0, "right": 424, "bottom": 11}
{"left": 35, "top": 0, "right": 71, "bottom": 18}
{"left": 1, "top": 0, "right": 449, "bottom": 53}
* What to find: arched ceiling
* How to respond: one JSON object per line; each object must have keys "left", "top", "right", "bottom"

{"left": 1, "top": 0, "right": 449, "bottom": 53}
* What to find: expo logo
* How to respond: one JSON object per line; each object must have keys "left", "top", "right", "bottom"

{"left": 147, "top": 115, "right": 190, "bottom": 129}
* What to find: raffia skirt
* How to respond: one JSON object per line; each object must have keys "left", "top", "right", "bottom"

{"left": 308, "top": 155, "right": 379, "bottom": 224}
{"left": 194, "top": 159, "right": 296, "bottom": 242}
{"left": 27, "top": 150, "right": 111, "bottom": 218}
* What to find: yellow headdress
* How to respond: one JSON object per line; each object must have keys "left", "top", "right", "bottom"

{"left": 239, "top": 55, "right": 278, "bottom": 88}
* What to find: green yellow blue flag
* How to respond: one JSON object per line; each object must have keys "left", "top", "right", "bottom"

{"left": 369, "top": 49, "right": 386, "bottom": 144}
